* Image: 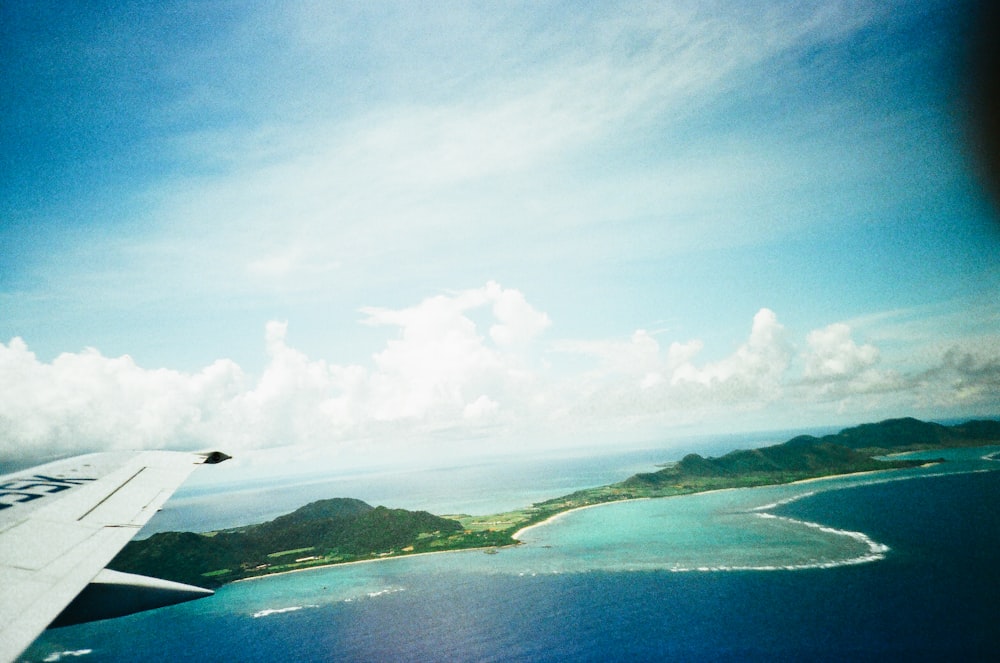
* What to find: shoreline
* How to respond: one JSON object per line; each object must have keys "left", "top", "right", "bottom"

{"left": 512, "top": 463, "right": 941, "bottom": 541}
{"left": 511, "top": 498, "right": 647, "bottom": 540}
{"left": 231, "top": 460, "right": 957, "bottom": 584}
{"left": 231, "top": 544, "right": 515, "bottom": 584}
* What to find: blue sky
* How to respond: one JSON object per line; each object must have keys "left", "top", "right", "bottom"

{"left": 2, "top": 1, "right": 999, "bottom": 473}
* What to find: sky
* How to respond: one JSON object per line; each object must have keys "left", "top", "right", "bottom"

{"left": 2, "top": 1, "right": 999, "bottom": 476}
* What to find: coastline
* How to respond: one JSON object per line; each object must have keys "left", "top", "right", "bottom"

{"left": 232, "top": 544, "right": 512, "bottom": 584}
{"left": 511, "top": 498, "right": 647, "bottom": 540}
{"left": 784, "top": 467, "right": 890, "bottom": 486}
{"left": 515, "top": 465, "right": 919, "bottom": 540}
{"left": 224, "top": 460, "right": 956, "bottom": 585}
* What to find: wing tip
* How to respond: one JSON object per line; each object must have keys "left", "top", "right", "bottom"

{"left": 199, "top": 451, "right": 232, "bottom": 465}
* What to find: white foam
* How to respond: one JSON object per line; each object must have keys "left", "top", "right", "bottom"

{"left": 43, "top": 650, "right": 92, "bottom": 662}
{"left": 725, "top": 463, "right": 1000, "bottom": 572}
{"left": 344, "top": 586, "right": 406, "bottom": 603}
{"left": 366, "top": 587, "right": 405, "bottom": 598}
{"left": 252, "top": 604, "right": 318, "bottom": 618}
{"left": 737, "top": 511, "right": 889, "bottom": 571}
{"left": 749, "top": 490, "right": 816, "bottom": 512}
{"left": 586, "top": 503, "right": 892, "bottom": 575}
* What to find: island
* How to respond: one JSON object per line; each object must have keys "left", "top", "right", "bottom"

{"left": 108, "top": 417, "right": 1000, "bottom": 588}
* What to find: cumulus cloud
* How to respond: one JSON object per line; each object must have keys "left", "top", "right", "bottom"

{"left": 803, "top": 322, "right": 879, "bottom": 379}
{"left": 232, "top": 321, "right": 366, "bottom": 444}
{"left": 0, "top": 337, "right": 245, "bottom": 461}
{"left": 911, "top": 348, "right": 1000, "bottom": 409}
{"left": 790, "top": 322, "right": 910, "bottom": 410}
{"left": 671, "top": 308, "right": 791, "bottom": 399}
{"left": 2, "top": 290, "right": 998, "bottom": 468}
{"left": 554, "top": 329, "right": 665, "bottom": 377}
{"left": 550, "top": 309, "right": 793, "bottom": 429}
{"left": 487, "top": 282, "right": 552, "bottom": 346}
{"left": 359, "top": 282, "right": 546, "bottom": 421}
{"left": 0, "top": 283, "right": 550, "bottom": 465}
{"left": 463, "top": 395, "right": 500, "bottom": 420}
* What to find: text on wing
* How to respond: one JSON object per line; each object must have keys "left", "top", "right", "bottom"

{"left": 0, "top": 475, "right": 96, "bottom": 510}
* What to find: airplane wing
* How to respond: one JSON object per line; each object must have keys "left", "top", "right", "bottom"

{"left": 0, "top": 450, "right": 229, "bottom": 662}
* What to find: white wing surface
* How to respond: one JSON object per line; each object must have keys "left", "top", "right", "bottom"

{"left": 0, "top": 450, "right": 229, "bottom": 662}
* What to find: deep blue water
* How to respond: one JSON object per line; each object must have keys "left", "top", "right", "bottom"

{"left": 24, "top": 454, "right": 1000, "bottom": 662}
{"left": 769, "top": 470, "right": 1000, "bottom": 660}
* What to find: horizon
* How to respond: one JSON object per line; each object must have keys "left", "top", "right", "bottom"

{"left": 6, "top": 413, "right": 995, "bottom": 491}
{"left": 3, "top": 2, "right": 1000, "bottom": 477}
{"left": 133, "top": 415, "right": 1000, "bottom": 538}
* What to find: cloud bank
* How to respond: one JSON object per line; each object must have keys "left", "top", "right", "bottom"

{"left": 2, "top": 282, "right": 998, "bottom": 467}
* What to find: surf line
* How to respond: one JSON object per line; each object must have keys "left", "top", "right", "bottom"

{"left": 723, "top": 462, "right": 1000, "bottom": 573}
{"left": 719, "top": 490, "right": 890, "bottom": 572}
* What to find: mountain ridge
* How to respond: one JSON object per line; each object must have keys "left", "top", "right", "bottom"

{"left": 109, "top": 416, "right": 999, "bottom": 588}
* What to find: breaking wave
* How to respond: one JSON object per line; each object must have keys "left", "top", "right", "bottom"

{"left": 252, "top": 604, "right": 318, "bottom": 618}
{"left": 343, "top": 587, "right": 405, "bottom": 602}
{"left": 42, "top": 650, "right": 92, "bottom": 662}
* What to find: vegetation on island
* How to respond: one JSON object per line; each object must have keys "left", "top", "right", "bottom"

{"left": 109, "top": 417, "right": 999, "bottom": 588}
{"left": 787, "top": 417, "right": 1000, "bottom": 455}
{"left": 109, "top": 499, "right": 504, "bottom": 588}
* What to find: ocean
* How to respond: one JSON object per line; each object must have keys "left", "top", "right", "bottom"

{"left": 22, "top": 447, "right": 1000, "bottom": 661}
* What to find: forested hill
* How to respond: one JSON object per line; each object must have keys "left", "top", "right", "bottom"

{"left": 109, "top": 498, "right": 465, "bottom": 588}
{"left": 621, "top": 438, "right": 917, "bottom": 491}
{"left": 785, "top": 417, "right": 1000, "bottom": 453}
{"left": 109, "top": 417, "right": 999, "bottom": 589}
{"left": 618, "top": 417, "right": 999, "bottom": 491}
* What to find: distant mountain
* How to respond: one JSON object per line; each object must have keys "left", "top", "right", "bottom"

{"left": 622, "top": 439, "right": 914, "bottom": 490}
{"left": 111, "top": 417, "right": 999, "bottom": 588}
{"left": 620, "top": 417, "right": 999, "bottom": 490}
{"left": 789, "top": 417, "right": 1000, "bottom": 453}
{"left": 110, "top": 498, "right": 462, "bottom": 588}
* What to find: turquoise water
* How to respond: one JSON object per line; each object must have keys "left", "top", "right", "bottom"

{"left": 139, "top": 431, "right": 803, "bottom": 536}
{"left": 24, "top": 446, "right": 1000, "bottom": 661}
{"left": 210, "top": 448, "right": 995, "bottom": 589}
{"left": 137, "top": 446, "right": 702, "bottom": 536}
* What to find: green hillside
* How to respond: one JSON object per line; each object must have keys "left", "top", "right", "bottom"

{"left": 110, "top": 498, "right": 466, "bottom": 587}
{"left": 110, "top": 417, "right": 998, "bottom": 588}
{"left": 791, "top": 417, "right": 1000, "bottom": 453}
{"left": 622, "top": 438, "right": 918, "bottom": 492}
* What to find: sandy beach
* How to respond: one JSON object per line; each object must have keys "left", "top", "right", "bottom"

{"left": 235, "top": 462, "right": 944, "bottom": 583}
{"left": 511, "top": 498, "right": 647, "bottom": 540}
{"left": 233, "top": 545, "right": 511, "bottom": 584}
{"left": 512, "top": 464, "right": 933, "bottom": 540}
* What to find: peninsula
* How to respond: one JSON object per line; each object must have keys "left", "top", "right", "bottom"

{"left": 108, "top": 417, "right": 999, "bottom": 588}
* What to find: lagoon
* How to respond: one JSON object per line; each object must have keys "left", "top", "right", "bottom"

{"left": 24, "top": 446, "right": 1000, "bottom": 661}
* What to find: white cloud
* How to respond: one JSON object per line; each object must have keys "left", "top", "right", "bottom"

{"left": 2, "top": 290, "right": 998, "bottom": 469}
{"left": 355, "top": 283, "right": 546, "bottom": 422}
{"left": 0, "top": 337, "right": 245, "bottom": 461}
{"left": 911, "top": 348, "right": 1000, "bottom": 409}
{"left": 671, "top": 308, "right": 791, "bottom": 398}
{"left": 803, "top": 322, "right": 879, "bottom": 379}
{"left": 548, "top": 310, "right": 792, "bottom": 433}
{"left": 554, "top": 329, "right": 664, "bottom": 377}
{"left": 463, "top": 395, "right": 500, "bottom": 420}
{"left": 488, "top": 282, "right": 552, "bottom": 346}
{"left": 793, "top": 314, "right": 1000, "bottom": 414}
{"left": 42, "top": 1, "right": 894, "bottom": 315}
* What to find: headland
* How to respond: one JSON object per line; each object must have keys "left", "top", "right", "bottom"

{"left": 108, "top": 417, "right": 998, "bottom": 588}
